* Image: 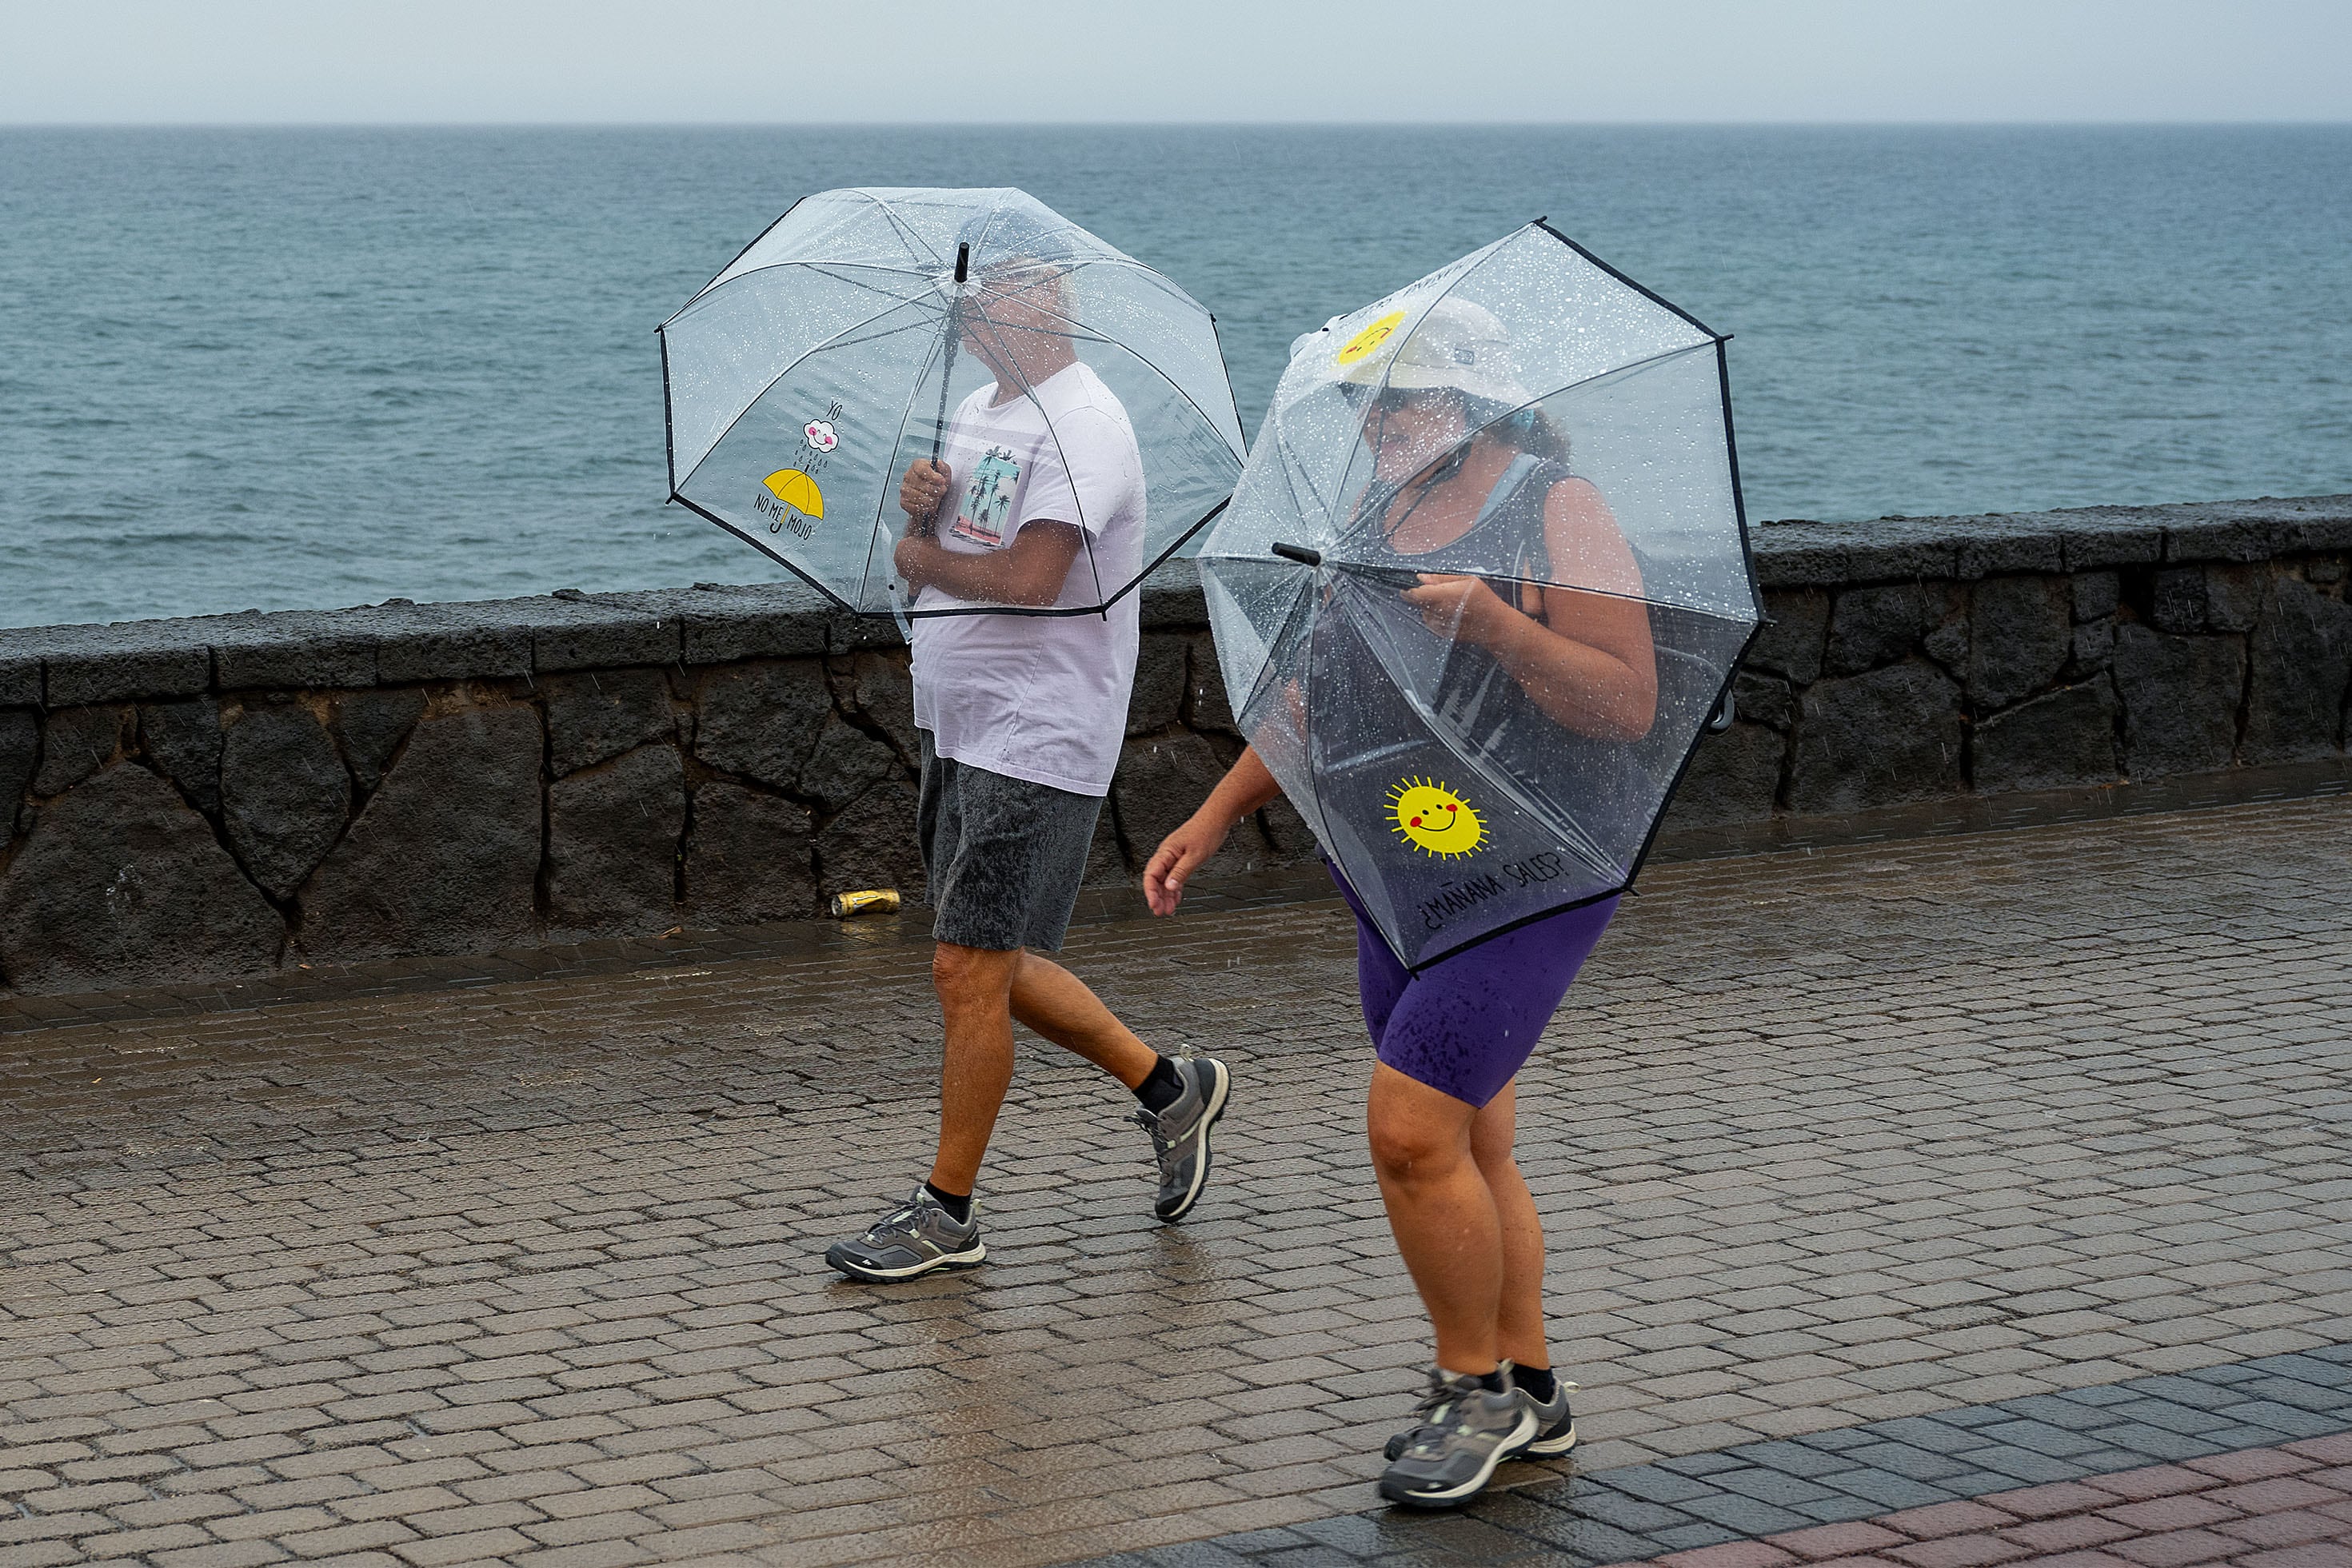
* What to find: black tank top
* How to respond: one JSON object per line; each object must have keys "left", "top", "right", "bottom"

{"left": 1304, "top": 453, "right": 1645, "bottom": 960}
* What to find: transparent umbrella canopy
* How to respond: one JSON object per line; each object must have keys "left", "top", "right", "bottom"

{"left": 1200, "top": 221, "right": 1762, "bottom": 970}
{"left": 660, "top": 187, "right": 1245, "bottom": 617}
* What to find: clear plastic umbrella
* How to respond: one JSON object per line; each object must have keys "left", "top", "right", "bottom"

{"left": 659, "top": 187, "right": 1245, "bottom": 617}
{"left": 1200, "top": 222, "right": 1761, "bottom": 969}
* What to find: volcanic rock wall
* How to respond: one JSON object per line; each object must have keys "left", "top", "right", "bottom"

{"left": 2, "top": 496, "right": 2348, "bottom": 996}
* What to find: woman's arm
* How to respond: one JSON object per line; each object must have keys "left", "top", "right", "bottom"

{"left": 1142, "top": 745, "right": 1284, "bottom": 916}
{"left": 1400, "top": 477, "right": 1658, "bottom": 741}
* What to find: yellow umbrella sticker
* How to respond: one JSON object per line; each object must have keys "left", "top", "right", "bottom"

{"left": 1336, "top": 310, "right": 1407, "bottom": 367}
{"left": 762, "top": 469, "right": 825, "bottom": 518}
{"left": 1388, "top": 777, "right": 1485, "bottom": 859}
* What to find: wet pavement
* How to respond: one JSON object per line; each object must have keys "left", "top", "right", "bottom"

{"left": 3, "top": 793, "right": 2350, "bottom": 1567}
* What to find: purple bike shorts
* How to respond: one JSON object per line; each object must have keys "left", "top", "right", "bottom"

{"left": 1333, "top": 868, "right": 1618, "bottom": 1109}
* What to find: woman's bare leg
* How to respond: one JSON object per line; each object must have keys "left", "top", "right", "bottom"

{"left": 1470, "top": 1083, "right": 1549, "bottom": 1371}
{"left": 1367, "top": 1062, "right": 1503, "bottom": 1374}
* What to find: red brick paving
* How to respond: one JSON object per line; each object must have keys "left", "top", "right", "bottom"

{"left": 1638, "top": 1437, "right": 2352, "bottom": 1568}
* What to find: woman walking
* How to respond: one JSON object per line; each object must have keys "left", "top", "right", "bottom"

{"left": 1144, "top": 298, "right": 1659, "bottom": 1509}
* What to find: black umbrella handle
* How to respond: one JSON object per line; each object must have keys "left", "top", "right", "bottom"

{"left": 1271, "top": 542, "right": 1427, "bottom": 592}
{"left": 926, "top": 242, "right": 972, "bottom": 473}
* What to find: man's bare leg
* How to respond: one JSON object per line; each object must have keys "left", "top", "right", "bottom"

{"left": 1009, "top": 950, "right": 1160, "bottom": 1087}
{"left": 925, "top": 941, "right": 1023, "bottom": 1196}
{"left": 926, "top": 943, "right": 1164, "bottom": 1195}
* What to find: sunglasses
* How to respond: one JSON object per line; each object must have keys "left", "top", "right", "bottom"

{"left": 1340, "top": 382, "right": 1456, "bottom": 415}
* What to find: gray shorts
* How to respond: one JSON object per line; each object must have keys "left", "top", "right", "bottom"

{"left": 917, "top": 732, "right": 1104, "bottom": 953}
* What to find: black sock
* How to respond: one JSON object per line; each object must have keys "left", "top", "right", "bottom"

{"left": 1514, "top": 1365, "right": 1558, "bottom": 1402}
{"left": 1134, "top": 1055, "right": 1185, "bottom": 1114}
{"left": 1443, "top": 1367, "right": 1509, "bottom": 1393}
{"left": 922, "top": 1181, "right": 971, "bottom": 1223}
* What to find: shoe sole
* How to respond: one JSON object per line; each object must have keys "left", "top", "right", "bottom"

{"left": 1378, "top": 1409, "right": 1538, "bottom": 1509}
{"left": 1155, "top": 1060, "right": 1231, "bottom": 1224}
{"left": 1519, "top": 1422, "right": 1577, "bottom": 1457}
{"left": 1395, "top": 1409, "right": 1569, "bottom": 1464}
{"left": 825, "top": 1241, "right": 986, "bottom": 1282}
{"left": 1396, "top": 1425, "right": 1572, "bottom": 1464}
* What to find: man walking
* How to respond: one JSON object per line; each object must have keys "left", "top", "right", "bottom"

{"left": 825, "top": 241, "right": 1232, "bottom": 1282}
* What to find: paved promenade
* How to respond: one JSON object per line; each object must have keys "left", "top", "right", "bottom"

{"left": 3, "top": 794, "right": 2349, "bottom": 1568}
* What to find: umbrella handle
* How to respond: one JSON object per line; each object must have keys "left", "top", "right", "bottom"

{"left": 927, "top": 241, "right": 971, "bottom": 472}
{"left": 1272, "top": 543, "right": 1421, "bottom": 592}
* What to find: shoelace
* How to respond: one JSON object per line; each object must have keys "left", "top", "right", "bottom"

{"left": 1411, "top": 1373, "right": 1476, "bottom": 1428}
{"left": 866, "top": 1199, "right": 925, "bottom": 1240}
{"left": 1129, "top": 1106, "right": 1175, "bottom": 1154}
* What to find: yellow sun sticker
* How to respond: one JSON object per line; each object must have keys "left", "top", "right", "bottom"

{"left": 1388, "top": 777, "right": 1485, "bottom": 859}
{"left": 1335, "top": 309, "right": 1407, "bottom": 367}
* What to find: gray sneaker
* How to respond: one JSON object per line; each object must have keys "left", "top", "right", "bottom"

{"left": 1377, "top": 1370, "right": 1538, "bottom": 1510}
{"left": 825, "top": 1189, "right": 985, "bottom": 1282}
{"left": 1384, "top": 1366, "right": 1575, "bottom": 1458}
{"left": 1132, "top": 1055, "right": 1231, "bottom": 1222}
{"left": 1517, "top": 1378, "right": 1578, "bottom": 1457}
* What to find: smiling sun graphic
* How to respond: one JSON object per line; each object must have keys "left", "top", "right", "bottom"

{"left": 1388, "top": 777, "right": 1485, "bottom": 859}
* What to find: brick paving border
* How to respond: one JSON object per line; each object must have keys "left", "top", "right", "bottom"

{"left": 1076, "top": 1348, "right": 2352, "bottom": 1566}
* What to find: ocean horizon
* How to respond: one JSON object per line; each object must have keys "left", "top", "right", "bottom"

{"left": 3, "top": 122, "right": 2348, "bottom": 629}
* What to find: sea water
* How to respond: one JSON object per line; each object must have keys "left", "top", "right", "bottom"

{"left": 2, "top": 125, "right": 2346, "bottom": 629}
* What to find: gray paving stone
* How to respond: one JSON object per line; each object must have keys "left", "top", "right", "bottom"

{"left": 1844, "top": 1441, "right": 1977, "bottom": 1482}
{"left": 2220, "top": 1398, "right": 2352, "bottom": 1438}
{"left": 1710, "top": 1466, "right": 1844, "bottom": 1507}
{"left": 1974, "top": 1418, "right": 2112, "bottom": 1458}
{"left": 8, "top": 792, "right": 2352, "bottom": 1568}
{"left": 1678, "top": 1491, "right": 1816, "bottom": 1534}
{"left": 1723, "top": 1441, "right": 1862, "bottom": 1480}
{"left": 1559, "top": 1487, "right": 1696, "bottom": 1534}
{"left": 1820, "top": 1469, "right": 1960, "bottom": 1510}
{"left": 1598, "top": 1466, "right": 1726, "bottom": 1506}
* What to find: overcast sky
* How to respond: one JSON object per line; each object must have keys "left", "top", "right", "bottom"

{"left": 4, "top": 0, "right": 2347, "bottom": 124}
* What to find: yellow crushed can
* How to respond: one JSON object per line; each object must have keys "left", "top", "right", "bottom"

{"left": 829, "top": 888, "right": 900, "bottom": 918}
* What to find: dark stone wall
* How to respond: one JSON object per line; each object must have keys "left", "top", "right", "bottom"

{"left": 2, "top": 495, "right": 2348, "bottom": 995}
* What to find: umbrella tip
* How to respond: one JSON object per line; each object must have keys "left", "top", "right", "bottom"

{"left": 1270, "top": 541, "right": 1323, "bottom": 568}
{"left": 954, "top": 242, "right": 969, "bottom": 284}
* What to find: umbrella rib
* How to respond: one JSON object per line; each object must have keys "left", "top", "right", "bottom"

{"left": 1316, "top": 562, "right": 1760, "bottom": 628}
{"left": 1320, "top": 229, "right": 1711, "bottom": 536}
{"left": 795, "top": 261, "right": 940, "bottom": 305}
{"left": 1328, "top": 337, "right": 1722, "bottom": 559}
{"left": 665, "top": 260, "right": 939, "bottom": 329}
{"left": 857, "top": 190, "right": 948, "bottom": 269}
{"left": 1336, "top": 580, "right": 1627, "bottom": 886}
{"left": 668, "top": 193, "right": 809, "bottom": 324}
{"left": 1324, "top": 241, "right": 1503, "bottom": 521}
{"left": 673, "top": 294, "right": 944, "bottom": 497}
{"left": 859, "top": 325, "right": 956, "bottom": 613}
{"left": 998, "top": 281, "right": 1244, "bottom": 464}
{"left": 1224, "top": 574, "right": 1318, "bottom": 744}
{"left": 956, "top": 309, "right": 1104, "bottom": 599}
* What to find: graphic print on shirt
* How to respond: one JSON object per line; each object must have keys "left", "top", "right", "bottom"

{"left": 950, "top": 445, "right": 1022, "bottom": 549}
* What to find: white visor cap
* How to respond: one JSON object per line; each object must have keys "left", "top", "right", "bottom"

{"left": 1346, "top": 296, "right": 1531, "bottom": 407}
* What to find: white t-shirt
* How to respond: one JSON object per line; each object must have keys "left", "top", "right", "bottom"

{"left": 909, "top": 362, "right": 1146, "bottom": 797}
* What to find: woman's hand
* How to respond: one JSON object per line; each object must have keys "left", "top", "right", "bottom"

{"left": 1143, "top": 810, "right": 1232, "bottom": 916}
{"left": 1401, "top": 573, "right": 1519, "bottom": 648}
{"left": 1143, "top": 746, "right": 1286, "bottom": 916}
